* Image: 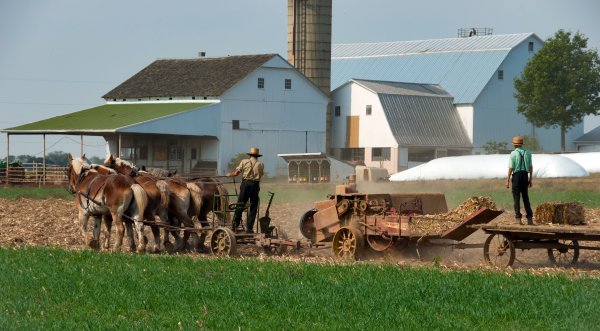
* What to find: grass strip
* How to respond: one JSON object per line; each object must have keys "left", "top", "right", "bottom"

{"left": 1, "top": 247, "right": 599, "bottom": 330}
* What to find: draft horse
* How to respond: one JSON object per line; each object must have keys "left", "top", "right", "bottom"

{"left": 67, "top": 154, "right": 148, "bottom": 252}
{"left": 104, "top": 155, "right": 206, "bottom": 252}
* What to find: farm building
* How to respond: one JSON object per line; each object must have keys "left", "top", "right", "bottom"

{"left": 3, "top": 54, "right": 330, "bottom": 177}
{"left": 574, "top": 126, "right": 600, "bottom": 152}
{"left": 330, "top": 32, "right": 585, "bottom": 159}
{"left": 330, "top": 79, "right": 472, "bottom": 174}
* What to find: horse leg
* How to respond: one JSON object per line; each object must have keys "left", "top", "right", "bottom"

{"left": 102, "top": 214, "right": 113, "bottom": 250}
{"left": 111, "top": 212, "right": 125, "bottom": 252}
{"left": 90, "top": 215, "right": 102, "bottom": 249}
{"left": 124, "top": 220, "right": 137, "bottom": 252}
{"left": 79, "top": 210, "right": 94, "bottom": 248}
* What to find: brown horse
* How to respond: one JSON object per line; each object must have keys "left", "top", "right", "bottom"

{"left": 67, "top": 154, "right": 148, "bottom": 252}
{"left": 104, "top": 155, "right": 205, "bottom": 252}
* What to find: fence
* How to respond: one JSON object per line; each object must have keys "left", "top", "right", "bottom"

{"left": 1, "top": 163, "right": 68, "bottom": 185}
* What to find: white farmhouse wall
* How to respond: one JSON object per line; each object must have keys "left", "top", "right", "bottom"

{"left": 330, "top": 82, "right": 396, "bottom": 148}
{"left": 219, "top": 59, "right": 329, "bottom": 176}
{"left": 474, "top": 36, "right": 582, "bottom": 151}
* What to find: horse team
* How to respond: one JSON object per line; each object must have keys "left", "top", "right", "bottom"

{"left": 66, "top": 153, "right": 228, "bottom": 253}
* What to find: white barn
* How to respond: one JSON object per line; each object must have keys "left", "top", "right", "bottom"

{"left": 331, "top": 33, "right": 584, "bottom": 154}
{"left": 6, "top": 54, "right": 329, "bottom": 177}
{"left": 331, "top": 79, "right": 472, "bottom": 174}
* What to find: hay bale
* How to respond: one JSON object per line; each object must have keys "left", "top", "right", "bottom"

{"left": 409, "top": 196, "right": 498, "bottom": 236}
{"left": 534, "top": 202, "right": 585, "bottom": 225}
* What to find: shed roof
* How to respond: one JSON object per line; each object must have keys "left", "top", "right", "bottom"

{"left": 575, "top": 126, "right": 600, "bottom": 143}
{"left": 3, "top": 103, "right": 210, "bottom": 134}
{"left": 353, "top": 79, "right": 471, "bottom": 148}
{"left": 103, "top": 54, "right": 278, "bottom": 99}
{"left": 332, "top": 33, "right": 542, "bottom": 104}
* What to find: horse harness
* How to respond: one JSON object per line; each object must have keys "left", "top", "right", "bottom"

{"left": 77, "top": 171, "right": 108, "bottom": 213}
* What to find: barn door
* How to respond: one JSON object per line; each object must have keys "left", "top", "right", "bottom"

{"left": 346, "top": 116, "right": 359, "bottom": 148}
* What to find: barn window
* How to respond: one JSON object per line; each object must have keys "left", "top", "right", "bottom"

{"left": 191, "top": 148, "right": 197, "bottom": 159}
{"left": 335, "top": 106, "right": 341, "bottom": 117}
{"left": 372, "top": 147, "right": 390, "bottom": 161}
{"left": 285, "top": 79, "right": 292, "bottom": 90}
{"left": 232, "top": 120, "right": 240, "bottom": 130}
{"left": 341, "top": 148, "right": 365, "bottom": 162}
{"left": 497, "top": 70, "right": 504, "bottom": 80}
{"left": 258, "top": 77, "right": 265, "bottom": 89}
{"left": 528, "top": 42, "right": 534, "bottom": 52}
{"left": 168, "top": 145, "right": 183, "bottom": 161}
{"left": 366, "top": 105, "right": 372, "bottom": 116}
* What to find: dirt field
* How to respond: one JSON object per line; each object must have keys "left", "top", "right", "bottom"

{"left": 2, "top": 197, "right": 600, "bottom": 272}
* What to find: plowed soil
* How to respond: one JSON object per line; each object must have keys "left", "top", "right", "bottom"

{"left": 2, "top": 198, "right": 600, "bottom": 274}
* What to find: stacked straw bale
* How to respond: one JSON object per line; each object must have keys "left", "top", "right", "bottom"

{"left": 409, "top": 196, "right": 498, "bottom": 236}
{"left": 534, "top": 202, "right": 585, "bottom": 225}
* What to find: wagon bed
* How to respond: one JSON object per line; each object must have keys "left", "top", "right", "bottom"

{"left": 470, "top": 222, "right": 600, "bottom": 267}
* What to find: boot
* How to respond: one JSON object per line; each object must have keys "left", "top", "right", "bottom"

{"left": 515, "top": 218, "right": 523, "bottom": 225}
{"left": 526, "top": 218, "right": 534, "bottom": 225}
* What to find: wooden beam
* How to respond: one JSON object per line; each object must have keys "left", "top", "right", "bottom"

{"left": 5, "top": 134, "right": 9, "bottom": 183}
{"left": 43, "top": 134, "right": 46, "bottom": 185}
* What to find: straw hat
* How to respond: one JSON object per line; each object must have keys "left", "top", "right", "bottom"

{"left": 512, "top": 136, "right": 524, "bottom": 146}
{"left": 247, "top": 147, "right": 262, "bottom": 157}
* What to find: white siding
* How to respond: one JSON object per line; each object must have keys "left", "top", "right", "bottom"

{"left": 456, "top": 105, "right": 474, "bottom": 143}
{"left": 219, "top": 64, "right": 329, "bottom": 175}
{"left": 474, "top": 36, "right": 583, "bottom": 151}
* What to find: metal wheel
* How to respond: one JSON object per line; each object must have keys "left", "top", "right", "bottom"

{"left": 264, "top": 226, "right": 288, "bottom": 255}
{"left": 210, "top": 227, "right": 237, "bottom": 256}
{"left": 483, "top": 233, "right": 515, "bottom": 268}
{"left": 547, "top": 239, "right": 580, "bottom": 266}
{"left": 366, "top": 234, "right": 394, "bottom": 252}
{"left": 332, "top": 226, "right": 364, "bottom": 260}
{"left": 299, "top": 209, "right": 317, "bottom": 242}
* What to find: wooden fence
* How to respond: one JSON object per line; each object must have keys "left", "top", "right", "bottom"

{"left": 1, "top": 163, "right": 68, "bottom": 185}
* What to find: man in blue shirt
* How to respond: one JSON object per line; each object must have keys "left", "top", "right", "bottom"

{"left": 506, "top": 136, "right": 533, "bottom": 225}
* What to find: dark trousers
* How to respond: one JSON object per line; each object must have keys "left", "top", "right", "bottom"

{"left": 232, "top": 180, "right": 260, "bottom": 232}
{"left": 511, "top": 171, "right": 533, "bottom": 219}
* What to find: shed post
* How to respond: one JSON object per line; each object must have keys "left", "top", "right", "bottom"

{"left": 118, "top": 134, "right": 122, "bottom": 158}
{"left": 80, "top": 135, "right": 83, "bottom": 156}
{"left": 5, "top": 134, "right": 9, "bottom": 183}
{"left": 43, "top": 134, "right": 46, "bottom": 185}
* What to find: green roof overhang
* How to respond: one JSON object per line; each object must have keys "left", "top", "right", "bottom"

{"left": 2, "top": 103, "right": 211, "bottom": 134}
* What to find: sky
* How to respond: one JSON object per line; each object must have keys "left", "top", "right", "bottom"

{"left": 1, "top": 0, "right": 599, "bottom": 158}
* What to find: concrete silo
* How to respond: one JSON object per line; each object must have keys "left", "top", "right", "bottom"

{"left": 287, "top": 0, "right": 332, "bottom": 151}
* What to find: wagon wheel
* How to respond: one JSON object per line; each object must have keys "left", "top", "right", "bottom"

{"left": 547, "top": 239, "right": 580, "bottom": 266}
{"left": 264, "top": 226, "right": 288, "bottom": 255}
{"left": 332, "top": 226, "right": 364, "bottom": 260}
{"left": 366, "top": 234, "right": 394, "bottom": 252}
{"left": 483, "top": 233, "right": 515, "bottom": 268}
{"left": 299, "top": 209, "right": 317, "bottom": 242}
{"left": 210, "top": 227, "right": 237, "bottom": 256}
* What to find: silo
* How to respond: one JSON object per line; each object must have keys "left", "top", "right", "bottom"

{"left": 287, "top": 0, "right": 332, "bottom": 151}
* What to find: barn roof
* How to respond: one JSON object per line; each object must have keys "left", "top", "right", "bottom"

{"left": 2, "top": 103, "right": 210, "bottom": 134}
{"left": 353, "top": 79, "right": 471, "bottom": 148}
{"left": 575, "top": 126, "right": 600, "bottom": 143}
{"left": 332, "top": 33, "right": 542, "bottom": 104}
{"left": 103, "top": 54, "right": 278, "bottom": 99}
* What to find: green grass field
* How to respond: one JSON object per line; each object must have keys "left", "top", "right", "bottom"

{"left": 1, "top": 247, "right": 599, "bottom": 330}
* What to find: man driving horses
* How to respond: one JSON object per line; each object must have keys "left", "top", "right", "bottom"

{"left": 226, "top": 147, "right": 264, "bottom": 233}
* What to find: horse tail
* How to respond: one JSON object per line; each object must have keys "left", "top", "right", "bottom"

{"left": 186, "top": 182, "right": 203, "bottom": 218}
{"left": 130, "top": 183, "right": 149, "bottom": 221}
{"left": 156, "top": 180, "right": 170, "bottom": 210}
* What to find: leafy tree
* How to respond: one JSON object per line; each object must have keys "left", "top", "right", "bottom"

{"left": 482, "top": 141, "right": 508, "bottom": 154}
{"left": 522, "top": 135, "right": 541, "bottom": 152}
{"left": 514, "top": 30, "right": 600, "bottom": 151}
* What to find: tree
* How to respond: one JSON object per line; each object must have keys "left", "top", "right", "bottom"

{"left": 482, "top": 140, "right": 508, "bottom": 154}
{"left": 514, "top": 30, "right": 600, "bottom": 151}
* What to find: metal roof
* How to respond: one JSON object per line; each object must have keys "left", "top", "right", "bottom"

{"left": 3, "top": 103, "right": 210, "bottom": 134}
{"left": 332, "top": 33, "right": 538, "bottom": 104}
{"left": 353, "top": 80, "right": 471, "bottom": 147}
{"left": 575, "top": 126, "right": 600, "bottom": 143}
